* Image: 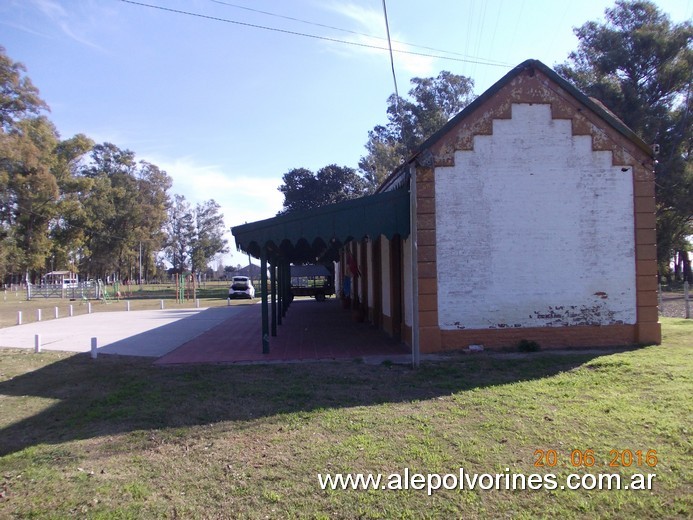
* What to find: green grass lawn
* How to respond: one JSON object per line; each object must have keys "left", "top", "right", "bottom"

{"left": 0, "top": 318, "right": 690, "bottom": 518}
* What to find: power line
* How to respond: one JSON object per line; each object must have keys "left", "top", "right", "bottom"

{"left": 117, "top": 0, "right": 511, "bottom": 68}
{"left": 207, "top": 0, "right": 511, "bottom": 67}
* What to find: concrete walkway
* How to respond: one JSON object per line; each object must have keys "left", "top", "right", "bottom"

{"left": 0, "top": 306, "right": 245, "bottom": 357}
{"left": 0, "top": 300, "right": 411, "bottom": 364}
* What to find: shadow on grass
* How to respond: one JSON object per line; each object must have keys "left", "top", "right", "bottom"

{"left": 0, "top": 344, "right": 629, "bottom": 456}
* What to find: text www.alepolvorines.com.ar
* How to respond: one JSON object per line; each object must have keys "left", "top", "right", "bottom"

{"left": 317, "top": 468, "right": 656, "bottom": 496}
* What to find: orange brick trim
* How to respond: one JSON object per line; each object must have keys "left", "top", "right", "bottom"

{"left": 438, "top": 325, "right": 637, "bottom": 351}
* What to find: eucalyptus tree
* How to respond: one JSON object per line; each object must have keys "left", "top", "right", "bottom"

{"left": 0, "top": 46, "right": 58, "bottom": 282}
{"left": 76, "top": 143, "right": 172, "bottom": 280}
{"left": 165, "top": 194, "right": 228, "bottom": 276}
{"left": 556, "top": 0, "right": 693, "bottom": 278}
{"left": 359, "top": 71, "right": 475, "bottom": 188}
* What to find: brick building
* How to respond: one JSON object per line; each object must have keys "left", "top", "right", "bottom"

{"left": 232, "top": 59, "right": 661, "bottom": 361}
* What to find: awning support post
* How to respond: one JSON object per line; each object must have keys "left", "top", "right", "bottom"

{"left": 283, "top": 262, "right": 290, "bottom": 316}
{"left": 270, "top": 260, "right": 277, "bottom": 337}
{"left": 261, "top": 248, "right": 270, "bottom": 354}
{"left": 277, "top": 259, "right": 283, "bottom": 326}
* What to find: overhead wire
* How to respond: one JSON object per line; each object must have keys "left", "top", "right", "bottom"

{"left": 117, "top": 0, "right": 511, "bottom": 68}
{"left": 207, "top": 0, "right": 510, "bottom": 67}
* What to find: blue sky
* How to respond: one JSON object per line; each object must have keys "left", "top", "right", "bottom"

{"left": 1, "top": 0, "right": 691, "bottom": 266}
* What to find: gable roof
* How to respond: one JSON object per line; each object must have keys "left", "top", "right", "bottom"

{"left": 378, "top": 59, "right": 653, "bottom": 192}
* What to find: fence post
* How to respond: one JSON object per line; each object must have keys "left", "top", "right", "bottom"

{"left": 685, "top": 281, "right": 690, "bottom": 319}
{"left": 35, "top": 334, "right": 41, "bottom": 353}
{"left": 658, "top": 283, "right": 663, "bottom": 314}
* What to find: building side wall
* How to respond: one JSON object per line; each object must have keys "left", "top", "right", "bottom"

{"left": 436, "top": 103, "right": 636, "bottom": 330}
{"left": 414, "top": 65, "right": 660, "bottom": 352}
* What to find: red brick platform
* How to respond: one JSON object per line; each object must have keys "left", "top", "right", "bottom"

{"left": 155, "top": 299, "right": 409, "bottom": 365}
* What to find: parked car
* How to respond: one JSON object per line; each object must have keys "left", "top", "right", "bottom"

{"left": 229, "top": 276, "right": 255, "bottom": 299}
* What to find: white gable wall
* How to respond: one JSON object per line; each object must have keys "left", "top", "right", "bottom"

{"left": 435, "top": 103, "right": 636, "bottom": 330}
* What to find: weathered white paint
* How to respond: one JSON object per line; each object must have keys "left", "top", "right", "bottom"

{"left": 380, "top": 236, "right": 391, "bottom": 317}
{"left": 436, "top": 103, "right": 636, "bottom": 330}
{"left": 403, "top": 236, "right": 413, "bottom": 327}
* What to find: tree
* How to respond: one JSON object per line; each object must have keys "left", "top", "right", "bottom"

{"left": 556, "top": 0, "right": 693, "bottom": 279}
{"left": 190, "top": 199, "right": 228, "bottom": 275}
{"left": 359, "top": 71, "right": 475, "bottom": 188}
{"left": 0, "top": 116, "right": 60, "bottom": 283}
{"left": 76, "top": 143, "right": 172, "bottom": 280}
{"left": 50, "top": 133, "right": 95, "bottom": 274}
{"left": 165, "top": 194, "right": 194, "bottom": 274}
{"left": 165, "top": 195, "right": 228, "bottom": 275}
{"left": 0, "top": 47, "right": 54, "bottom": 283}
{"left": 278, "top": 164, "right": 368, "bottom": 213}
{"left": 0, "top": 45, "right": 48, "bottom": 132}
{"left": 134, "top": 161, "right": 173, "bottom": 281}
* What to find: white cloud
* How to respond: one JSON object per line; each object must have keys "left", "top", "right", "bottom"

{"left": 27, "top": 0, "right": 106, "bottom": 51}
{"left": 323, "top": 2, "right": 436, "bottom": 77}
{"left": 150, "top": 156, "right": 284, "bottom": 266}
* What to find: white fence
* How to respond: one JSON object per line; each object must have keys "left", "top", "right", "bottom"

{"left": 26, "top": 282, "right": 102, "bottom": 301}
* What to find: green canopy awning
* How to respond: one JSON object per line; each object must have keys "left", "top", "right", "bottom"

{"left": 232, "top": 187, "right": 410, "bottom": 263}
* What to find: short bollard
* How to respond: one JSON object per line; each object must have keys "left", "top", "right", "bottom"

{"left": 227, "top": 297, "right": 230, "bottom": 306}
{"left": 54, "top": 306, "right": 59, "bottom": 319}
{"left": 126, "top": 301, "right": 130, "bottom": 312}
{"left": 37, "top": 309, "right": 42, "bottom": 322}
{"left": 17, "top": 311, "right": 22, "bottom": 325}
{"left": 88, "top": 302, "right": 92, "bottom": 314}
{"left": 69, "top": 304, "right": 74, "bottom": 317}
{"left": 196, "top": 299, "right": 200, "bottom": 308}
{"left": 91, "top": 337, "right": 98, "bottom": 359}
{"left": 34, "top": 334, "right": 41, "bottom": 353}
{"left": 160, "top": 299, "right": 164, "bottom": 310}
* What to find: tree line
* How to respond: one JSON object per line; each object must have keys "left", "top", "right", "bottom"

{"left": 278, "top": 0, "right": 691, "bottom": 280}
{"left": 0, "top": 47, "right": 228, "bottom": 285}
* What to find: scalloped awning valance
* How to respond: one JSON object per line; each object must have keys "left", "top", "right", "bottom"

{"left": 232, "top": 187, "right": 410, "bottom": 263}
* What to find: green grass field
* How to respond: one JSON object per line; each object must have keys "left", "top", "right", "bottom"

{"left": 0, "top": 318, "right": 690, "bottom": 518}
